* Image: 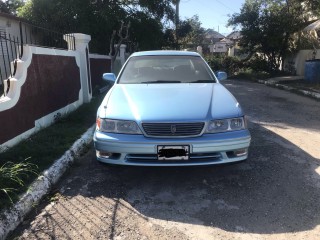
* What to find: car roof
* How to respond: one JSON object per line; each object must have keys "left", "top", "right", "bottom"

{"left": 130, "top": 50, "right": 201, "bottom": 57}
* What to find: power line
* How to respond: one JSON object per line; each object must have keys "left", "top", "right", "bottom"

{"left": 214, "top": 0, "right": 237, "bottom": 12}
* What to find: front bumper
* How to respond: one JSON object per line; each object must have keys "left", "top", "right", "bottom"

{"left": 93, "top": 130, "right": 251, "bottom": 166}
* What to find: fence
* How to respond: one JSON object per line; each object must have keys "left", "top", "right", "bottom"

{"left": 0, "top": 21, "right": 75, "bottom": 97}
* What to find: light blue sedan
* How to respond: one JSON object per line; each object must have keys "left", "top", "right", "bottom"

{"left": 93, "top": 51, "right": 251, "bottom": 166}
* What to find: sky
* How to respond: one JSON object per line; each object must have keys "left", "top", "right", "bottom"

{"left": 179, "top": 0, "right": 245, "bottom": 35}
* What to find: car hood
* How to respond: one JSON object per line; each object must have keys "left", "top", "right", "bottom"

{"left": 99, "top": 83, "right": 242, "bottom": 122}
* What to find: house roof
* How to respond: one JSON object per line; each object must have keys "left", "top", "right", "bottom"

{"left": 220, "top": 38, "right": 233, "bottom": 44}
{"left": 226, "top": 31, "right": 242, "bottom": 40}
{"left": 205, "top": 29, "right": 225, "bottom": 39}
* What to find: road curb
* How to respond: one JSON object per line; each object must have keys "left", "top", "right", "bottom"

{"left": 258, "top": 80, "right": 320, "bottom": 100}
{"left": 0, "top": 125, "right": 95, "bottom": 240}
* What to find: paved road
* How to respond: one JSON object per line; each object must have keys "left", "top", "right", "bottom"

{"left": 13, "top": 80, "right": 320, "bottom": 240}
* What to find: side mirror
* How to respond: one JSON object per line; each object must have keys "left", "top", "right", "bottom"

{"left": 216, "top": 71, "right": 228, "bottom": 81}
{"left": 102, "top": 73, "right": 116, "bottom": 84}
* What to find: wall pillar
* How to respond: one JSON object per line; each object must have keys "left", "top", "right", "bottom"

{"left": 197, "top": 46, "right": 203, "bottom": 55}
{"left": 64, "top": 33, "right": 92, "bottom": 103}
{"left": 120, "top": 44, "right": 127, "bottom": 65}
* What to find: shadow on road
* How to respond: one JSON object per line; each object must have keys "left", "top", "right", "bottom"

{"left": 34, "top": 121, "right": 319, "bottom": 236}
{"left": 12, "top": 80, "right": 320, "bottom": 238}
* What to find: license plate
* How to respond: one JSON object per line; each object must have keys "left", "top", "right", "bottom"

{"left": 157, "top": 145, "right": 189, "bottom": 161}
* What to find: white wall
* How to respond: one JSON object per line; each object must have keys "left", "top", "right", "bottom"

{"left": 210, "top": 42, "right": 228, "bottom": 53}
{"left": 288, "top": 49, "right": 320, "bottom": 75}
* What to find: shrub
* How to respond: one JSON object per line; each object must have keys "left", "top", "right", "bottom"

{"left": 244, "top": 55, "right": 271, "bottom": 73}
{"left": 204, "top": 55, "right": 243, "bottom": 75}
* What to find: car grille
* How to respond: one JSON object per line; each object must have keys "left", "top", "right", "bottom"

{"left": 142, "top": 122, "right": 205, "bottom": 137}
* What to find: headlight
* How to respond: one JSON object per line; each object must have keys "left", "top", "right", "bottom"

{"left": 206, "top": 117, "right": 246, "bottom": 133}
{"left": 96, "top": 118, "right": 142, "bottom": 134}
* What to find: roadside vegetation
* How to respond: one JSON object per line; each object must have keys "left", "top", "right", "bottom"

{"left": 0, "top": 94, "right": 104, "bottom": 210}
{"left": 228, "top": 0, "right": 320, "bottom": 72}
{"left": 0, "top": 160, "right": 38, "bottom": 207}
{"left": 204, "top": 54, "right": 283, "bottom": 80}
{"left": 204, "top": 54, "right": 320, "bottom": 97}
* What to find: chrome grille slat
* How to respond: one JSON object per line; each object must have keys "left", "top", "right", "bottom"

{"left": 142, "top": 122, "right": 205, "bottom": 137}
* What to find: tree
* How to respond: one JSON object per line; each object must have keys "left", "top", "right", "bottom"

{"left": 18, "top": 0, "right": 175, "bottom": 53}
{"left": 228, "top": 0, "right": 317, "bottom": 72}
{"left": 0, "top": 0, "right": 24, "bottom": 15}
{"left": 109, "top": 21, "right": 130, "bottom": 73}
{"left": 178, "top": 15, "right": 205, "bottom": 50}
{"left": 303, "top": 0, "right": 320, "bottom": 17}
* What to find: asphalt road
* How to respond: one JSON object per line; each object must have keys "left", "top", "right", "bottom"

{"left": 12, "top": 80, "right": 320, "bottom": 240}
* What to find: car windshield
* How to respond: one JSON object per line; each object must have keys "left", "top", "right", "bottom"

{"left": 118, "top": 55, "right": 216, "bottom": 84}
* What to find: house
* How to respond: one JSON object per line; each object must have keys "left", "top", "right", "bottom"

{"left": 0, "top": 13, "right": 35, "bottom": 96}
{"left": 204, "top": 29, "right": 225, "bottom": 44}
{"left": 209, "top": 38, "right": 231, "bottom": 53}
{"left": 204, "top": 29, "right": 227, "bottom": 54}
{"left": 205, "top": 30, "right": 243, "bottom": 55}
{"left": 225, "top": 31, "right": 242, "bottom": 57}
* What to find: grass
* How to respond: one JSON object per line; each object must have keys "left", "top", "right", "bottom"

{"left": 0, "top": 160, "right": 38, "bottom": 205}
{"left": 0, "top": 94, "right": 104, "bottom": 209}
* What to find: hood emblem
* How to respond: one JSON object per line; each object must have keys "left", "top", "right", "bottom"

{"left": 171, "top": 125, "right": 177, "bottom": 134}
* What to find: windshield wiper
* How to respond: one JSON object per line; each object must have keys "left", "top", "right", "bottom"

{"left": 191, "top": 80, "right": 216, "bottom": 83}
{"left": 141, "top": 80, "right": 181, "bottom": 83}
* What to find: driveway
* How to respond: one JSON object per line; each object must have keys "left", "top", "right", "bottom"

{"left": 12, "top": 80, "right": 320, "bottom": 240}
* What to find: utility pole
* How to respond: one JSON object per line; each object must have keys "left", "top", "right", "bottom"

{"left": 175, "top": 0, "right": 180, "bottom": 28}
{"left": 173, "top": 0, "right": 180, "bottom": 49}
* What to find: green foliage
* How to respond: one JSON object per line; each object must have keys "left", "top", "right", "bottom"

{"left": 128, "top": 12, "right": 165, "bottom": 51}
{"left": 18, "top": 0, "right": 175, "bottom": 53}
{"left": 294, "top": 30, "right": 320, "bottom": 52}
{"left": 178, "top": 15, "right": 205, "bottom": 49}
{"left": 228, "top": 0, "right": 317, "bottom": 72}
{"left": 0, "top": 0, "right": 24, "bottom": 15}
{"left": 162, "top": 28, "right": 176, "bottom": 49}
{"left": 245, "top": 55, "right": 271, "bottom": 72}
{"left": 303, "top": 0, "right": 320, "bottom": 17}
{"left": 205, "top": 55, "right": 242, "bottom": 75}
{"left": 204, "top": 53, "right": 278, "bottom": 78}
{"left": 0, "top": 159, "right": 38, "bottom": 207}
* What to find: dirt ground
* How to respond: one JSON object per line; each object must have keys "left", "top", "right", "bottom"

{"left": 11, "top": 80, "right": 320, "bottom": 240}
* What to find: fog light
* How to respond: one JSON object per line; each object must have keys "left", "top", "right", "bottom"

{"left": 97, "top": 151, "right": 113, "bottom": 158}
{"left": 233, "top": 149, "right": 247, "bottom": 157}
{"left": 226, "top": 149, "right": 248, "bottom": 158}
{"left": 97, "top": 151, "right": 121, "bottom": 160}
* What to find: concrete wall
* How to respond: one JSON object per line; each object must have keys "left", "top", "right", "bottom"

{"left": 89, "top": 54, "right": 111, "bottom": 90}
{"left": 209, "top": 42, "right": 228, "bottom": 53}
{"left": 0, "top": 33, "right": 93, "bottom": 150}
{"left": 285, "top": 49, "right": 320, "bottom": 76}
{"left": 0, "top": 45, "right": 82, "bottom": 149}
{"left": 0, "top": 36, "right": 126, "bottom": 150}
